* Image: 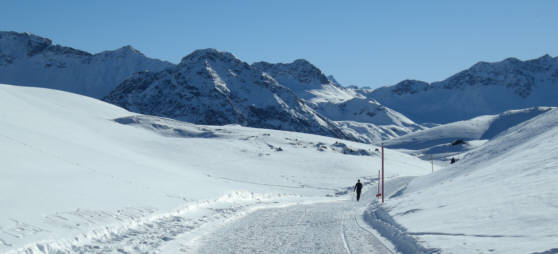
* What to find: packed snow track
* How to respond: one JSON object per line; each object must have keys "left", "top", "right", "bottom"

{"left": 189, "top": 199, "right": 394, "bottom": 254}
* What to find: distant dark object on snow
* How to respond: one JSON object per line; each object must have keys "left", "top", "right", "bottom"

{"left": 451, "top": 139, "right": 466, "bottom": 146}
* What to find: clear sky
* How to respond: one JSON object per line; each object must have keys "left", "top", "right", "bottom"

{"left": 2, "top": 1, "right": 557, "bottom": 88}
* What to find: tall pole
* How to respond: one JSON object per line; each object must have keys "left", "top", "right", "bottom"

{"left": 381, "top": 143, "right": 384, "bottom": 203}
{"left": 430, "top": 154, "right": 434, "bottom": 173}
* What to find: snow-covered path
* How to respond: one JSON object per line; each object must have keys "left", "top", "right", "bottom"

{"left": 191, "top": 196, "right": 394, "bottom": 254}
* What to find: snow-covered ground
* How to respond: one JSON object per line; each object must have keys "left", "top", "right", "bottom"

{"left": 383, "top": 108, "right": 558, "bottom": 254}
{"left": 384, "top": 107, "right": 553, "bottom": 161}
{"left": 4, "top": 83, "right": 556, "bottom": 254}
{"left": 0, "top": 84, "right": 431, "bottom": 253}
{"left": 187, "top": 192, "right": 395, "bottom": 254}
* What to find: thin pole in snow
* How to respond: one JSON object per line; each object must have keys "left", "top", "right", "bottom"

{"left": 377, "top": 170, "right": 380, "bottom": 196}
{"left": 430, "top": 154, "right": 434, "bottom": 173}
{"left": 381, "top": 143, "right": 384, "bottom": 204}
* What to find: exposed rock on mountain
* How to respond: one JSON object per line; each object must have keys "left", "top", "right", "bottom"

{"left": 104, "top": 49, "right": 357, "bottom": 141}
{"left": 363, "top": 55, "right": 558, "bottom": 124}
{"left": 0, "top": 31, "right": 172, "bottom": 98}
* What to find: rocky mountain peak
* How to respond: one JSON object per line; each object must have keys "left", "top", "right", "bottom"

{"left": 96, "top": 45, "right": 146, "bottom": 58}
{"left": 115, "top": 45, "right": 141, "bottom": 54}
{"left": 362, "top": 55, "right": 558, "bottom": 124}
{"left": 252, "top": 59, "right": 329, "bottom": 86}
{"left": 528, "top": 54, "right": 556, "bottom": 66}
{"left": 327, "top": 75, "right": 342, "bottom": 87}
{"left": 0, "top": 30, "right": 173, "bottom": 98}
{"left": 179, "top": 48, "right": 243, "bottom": 67}
{"left": 0, "top": 31, "right": 52, "bottom": 57}
{"left": 391, "top": 79, "right": 430, "bottom": 95}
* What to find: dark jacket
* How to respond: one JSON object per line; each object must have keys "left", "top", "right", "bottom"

{"left": 354, "top": 182, "right": 363, "bottom": 192}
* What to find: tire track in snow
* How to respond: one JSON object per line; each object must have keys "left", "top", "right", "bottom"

{"left": 352, "top": 214, "right": 395, "bottom": 254}
{"left": 340, "top": 213, "right": 353, "bottom": 254}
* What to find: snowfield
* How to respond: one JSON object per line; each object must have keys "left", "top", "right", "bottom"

{"left": 384, "top": 107, "right": 554, "bottom": 161}
{"left": 3, "top": 83, "right": 557, "bottom": 254}
{"left": 0, "top": 84, "right": 431, "bottom": 253}
{"left": 385, "top": 108, "right": 558, "bottom": 254}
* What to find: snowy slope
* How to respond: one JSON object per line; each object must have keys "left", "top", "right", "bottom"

{"left": 252, "top": 60, "right": 356, "bottom": 104}
{"left": 384, "top": 107, "right": 553, "bottom": 160}
{"left": 251, "top": 58, "right": 425, "bottom": 142}
{"left": 0, "top": 31, "right": 172, "bottom": 98}
{"left": 384, "top": 108, "right": 558, "bottom": 253}
{"left": 364, "top": 55, "right": 558, "bottom": 124}
{"left": 0, "top": 84, "right": 431, "bottom": 253}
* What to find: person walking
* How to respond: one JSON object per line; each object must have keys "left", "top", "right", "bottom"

{"left": 354, "top": 179, "right": 363, "bottom": 202}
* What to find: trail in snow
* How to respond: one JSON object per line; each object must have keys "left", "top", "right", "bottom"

{"left": 190, "top": 197, "right": 394, "bottom": 254}
{"left": 21, "top": 202, "right": 259, "bottom": 254}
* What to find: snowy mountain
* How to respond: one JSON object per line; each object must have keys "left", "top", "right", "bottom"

{"left": 251, "top": 59, "right": 356, "bottom": 103}
{"left": 104, "top": 49, "right": 357, "bottom": 141}
{"left": 364, "top": 55, "right": 558, "bottom": 124}
{"left": 0, "top": 83, "right": 431, "bottom": 253}
{"left": 0, "top": 31, "right": 421, "bottom": 143}
{"left": 384, "top": 106, "right": 554, "bottom": 160}
{"left": 0, "top": 31, "right": 172, "bottom": 98}
{"left": 251, "top": 59, "right": 424, "bottom": 142}
{"left": 105, "top": 49, "right": 422, "bottom": 143}
{"left": 383, "top": 107, "right": 558, "bottom": 254}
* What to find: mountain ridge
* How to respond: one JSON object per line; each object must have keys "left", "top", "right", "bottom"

{"left": 0, "top": 31, "right": 173, "bottom": 98}
{"left": 362, "top": 54, "right": 558, "bottom": 124}
{"left": 104, "top": 48, "right": 360, "bottom": 142}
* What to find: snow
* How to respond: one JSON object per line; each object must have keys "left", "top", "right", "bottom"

{"left": 0, "top": 31, "right": 172, "bottom": 98}
{"left": 364, "top": 55, "right": 558, "bottom": 124}
{"left": 383, "top": 108, "right": 558, "bottom": 253}
{"left": 0, "top": 84, "right": 431, "bottom": 253}
{"left": 384, "top": 107, "right": 553, "bottom": 161}
{"left": 188, "top": 198, "right": 394, "bottom": 254}
{"left": 250, "top": 57, "right": 425, "bottom": 142}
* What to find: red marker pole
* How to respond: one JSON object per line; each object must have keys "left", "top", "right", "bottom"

{"left": 381, "top": 143, "right": 384, "bottom": 203}
{"left": 377, "top": 170, "right": 380, "bottom": 196}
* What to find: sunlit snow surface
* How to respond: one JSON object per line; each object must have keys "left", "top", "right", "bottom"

{"left": 386, "top": 108, "right": 558, "bottom": 253}
{"left": 0, "top": 84, "right": 430, "bottom": 253}
{"left": 3, "top": 83, "right": 557, "bottom": 254}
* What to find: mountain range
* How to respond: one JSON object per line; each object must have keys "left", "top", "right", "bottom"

{"left": 0, "top": 31, "right": 172, "bottom": 98}
{"left": 363, "top": 55, "right": 558, "bottom": 124}
{"left": 2, "top": 30, "right": 557, "bottom": 143}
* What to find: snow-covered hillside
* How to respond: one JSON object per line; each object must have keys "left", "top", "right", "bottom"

{"left": 384, "top": 107, "right": 554, "bottom": 159}
{"left": 252, "top": 59, "right": 424, "bottom": 142}
{"left": 383, "top": 108, "right": 558, "bottom": 253}
{"left": 0, "top": 31, "right": 172, "bottom": 98}
{"left": 105, "top": 49, "right": 422, "bottom": 143}
{"left": 363, "top": 55, "right": 558, "bottom": 124}
{"left": 251, "top": 59, "right": 356, "bottom": 104}
{"left": 0, "top": 84, "right": 431, "bottom": 253}
{"left": 103, "top": 49, "right": 358, "bottom": 141}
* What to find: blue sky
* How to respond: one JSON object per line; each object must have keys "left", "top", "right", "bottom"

{"left": 2, "top": 1, "right": 557, "bottom": 88}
